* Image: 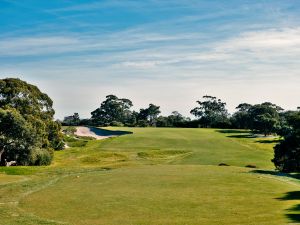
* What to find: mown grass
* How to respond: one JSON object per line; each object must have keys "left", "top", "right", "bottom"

{"left": 69, "top": 127, "right": 275, "bottom": 168}
{"left": 19, "top": 166, "right": 300, "bottom": 225}
{"left": 1, "top": 127, "right": 299, "bottom": 225}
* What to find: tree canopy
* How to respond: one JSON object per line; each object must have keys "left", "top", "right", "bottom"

{"left": 0, "top": 78, "right": 63, "bottom": 166}
{"left": 91, "top": 95, "right": 133, "bottom": 126}
{"left": 190, "top": 95, "right": 229, "bottom": 128}
{"left": 138, "top": 104, "right": 161, "bottom": 126}
{"left": 62, "top": 113, "right": 81, "bottom": 126}
{"left": 273, "top": 111, "right": 300, "bottom": 172}
{"left": 248, "top": 102, "right": 282, "bottom": 136}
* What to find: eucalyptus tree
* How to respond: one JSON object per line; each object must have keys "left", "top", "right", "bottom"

{"left": 63, "top": 113, "right": 81, "bottom": 126}
{"left": 190, "top": 95, "right": 229, "bottom": 128}
{"left": 248, "top": 102, "right": 282, "bottom": 136}
{"left": 273, "top": 111, "right": 300, "bottom": 172}
{"left": 91, "top": 95, "right": 133, "bottom": 126}
{"left": 138, "top": 104, "right": 161, "bottom": 126}
{"left": 0, "top": 78, "right": 63, "bottom": 166}
{"left": 231, "top": 103, "right": 252, "bottom": 129}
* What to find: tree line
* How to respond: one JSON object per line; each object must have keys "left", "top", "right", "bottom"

{"left": 62, "top": 94, "right": 296, "bottom": 137}
{"left": 62, "top": 95, "right": 300, "bottom": 172}
{"left": 0, "top": 78, "right": 299, "bottom": 172}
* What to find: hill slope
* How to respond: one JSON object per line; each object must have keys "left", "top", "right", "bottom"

{"left": 1, "top": 128, "right": 299, "bottom": 225}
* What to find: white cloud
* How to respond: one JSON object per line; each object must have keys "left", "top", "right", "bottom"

{"left": 2, "top": 23, "right": 300, "bottom": 118}
{"left": 0, "top": 36, "right": 79, "bottom": 56}
{"left": 216, "top": 27, "right": 300, "bottom": 57}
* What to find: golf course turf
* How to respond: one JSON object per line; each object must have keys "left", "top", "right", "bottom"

{"left": 1, "top": 128, "right": 300, "bottom": 224}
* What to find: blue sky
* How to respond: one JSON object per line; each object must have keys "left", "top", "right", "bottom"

{"left": 1, "top": 0, "right": 300, "bottom": 119}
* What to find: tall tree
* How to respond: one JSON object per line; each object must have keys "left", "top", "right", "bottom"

{"left": 138, "top": 104, "right": 161, "bottom": 126}
{"left": 231, "top": 103, "right": 252, "bottom": 129}
{"left": 0, "top": 78, "right": 63, "bottom": 166}
{"left": 63, "top": 113, "right": 81, "bottom": 126}
{"left": 167, "top": 111, "right": 186, "bottom": 127}
{"left": 190, "top": 95, "right": 229, "bottom": 128}
{"left": 248, "top": 102, "right": 281, "bottom": 136}
{"left": 146, "top": 104, "right": 161, "bottom": 126}
{"left": 273, "top": 111, "right": 300, "bottom": 172}
{"left": 91, "top": 95, "right": 133, "bottom": 126}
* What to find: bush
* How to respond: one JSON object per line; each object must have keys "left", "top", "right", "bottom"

{"left": 272, "top": 134, "right": 300, "bottom": 172}
{"left": 29, "top": 148, "right": 53, "bottom": 166}
{"left": 137, "top": 120, "right": 148, "bottom": 127}
{"left": 63, "top": 127, "right": 77, "bottom": 135}
{"left": 110, "top": 121, "right": 124, "bottom": 127}
{"left": 272, "top": 111, "right": 300, "bottom": 172}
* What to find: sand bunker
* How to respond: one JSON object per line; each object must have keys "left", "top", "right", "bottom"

{"left": 75, "top": 126, "right": 131, "bottom": 140}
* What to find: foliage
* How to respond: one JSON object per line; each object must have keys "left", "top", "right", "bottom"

{"left": 273, "top": 111, "right": 300, "bottom": 172}
{"left": 29, "top": 147, "right": 53, "bottom": 166}
{"left": 190, "top": 95, "right": 230, "bottom": 128}
{"left": 248, "top": 102, "right": 281, "bottom": 136}
{"left": 0, "top": 78, "right": 63, "bottom": 166}
{"left": 231, "top": 103, "right": 252, "bottom": 129}
{"left": 156, "top": 111, "right": 190, "bottom": 127}
{"left": 110, "top": 121, "right": 124, "bottom": 127}
{"left": 62, "top": 113, "right": 81, "bottom": 126}
{"left": 138, "top": 104, "right": 161, "bottom": 126}
{"left": 231, "top": 102, "right": 284, "bottom": 136}
{"left": 91, "top": 95, "right": 133, "bottom": 126}
{"left": 62, "top": 126, "right": 77, "bottom": 135}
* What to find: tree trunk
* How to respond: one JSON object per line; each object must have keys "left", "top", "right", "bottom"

{"left": 0, "top": 149, "right": 4, "bottom": 165}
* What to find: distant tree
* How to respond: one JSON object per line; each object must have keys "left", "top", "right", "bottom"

{"left": 276, "top": 110, "right": 296, "bottom": 136}
{"left": 231, "top": 103, "right": 252, "bottom": 129}
{"left": 273, "top": 111, "right": 300, "bottom": 172}
{"left": 91, "top": 95, "right": 133, "bottom": 126}
{"left": 190, "top": 95, "right": 230, "bottom": 128}
{"left": 156, "top": 112, "right": 190, "bottom": 127}
{"left": 236, "top": 103, "right": 253, "bottom": 112}
{"left": 147, "top": 104, "right": 161, "bottom": 126}
{"left": 138, "top": 104, "right": 161, "bottom": 126}
{"left": 78, "top": 118, "right": 92, "bottom": 126}
{"left": 156, "top": 116, "right": 169, "bottom": 127}
{"left": 0, "top": 78, "right": 63, "bottom": 166}
{"left": 63, "top": 113, "right": 81, "bottom": 126}
{"left": 167, "top": 111, "right": 185, "bottom": 126}
{"left": 248, "top": 102, "right": 281, "bottom": 136}
{"left": 124, "top": 110, "right": 138, "bottom": 127}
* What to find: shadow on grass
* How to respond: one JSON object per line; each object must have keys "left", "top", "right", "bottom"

{"left": 278, "top": 191, "right": 300, "bottom": 223}
{"left": 217, "top": 130, "right": 279, "bottom": 143}
{"left": 217, "top": 129, "right": 250, "bottom": 134}
{"left": 227, "top": 134, "right": 256, "bottom": 138}
{"left": 251, "top": 170, "right": 300, "bottom": 223}
{"left": 216, "top": 129, "right": 256, "bottom": 139}
{"left": 251, "top": 169, "right": 300, "bottom": 180}
{"left": 255, "top": 139, "right": 280, "bottom": 144}
{"left": 90, "top": 127, "right": 133, "bottom": 137}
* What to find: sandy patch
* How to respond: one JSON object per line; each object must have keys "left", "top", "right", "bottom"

{"left": 75, "top": 127, "right": 117, "bottom": 140}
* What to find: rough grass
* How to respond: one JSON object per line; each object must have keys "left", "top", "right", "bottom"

{"left": 0, "top": 174, "right": 25, "bottom": 185}
{"left": 1, "top": 128, "right": 300, "bottom": 225}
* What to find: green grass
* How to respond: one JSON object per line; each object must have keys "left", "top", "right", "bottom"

{"left": 59, "top": 128, "right": 275, "bottom": 168}
{"left": 0, "top": 128, "right": 299, "bottom": 225}
{"left": 19, "top": 165, "right": 300, "bottom": 225}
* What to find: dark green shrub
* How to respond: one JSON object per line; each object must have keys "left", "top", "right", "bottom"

{"left": 110, "top": 121, "right": 124, "bottom": 127}
{"left": 29, "top": 148, "right": 53, "bottom": 166}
